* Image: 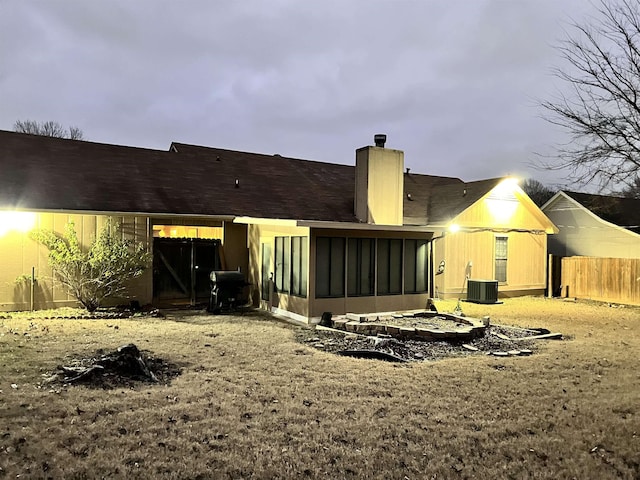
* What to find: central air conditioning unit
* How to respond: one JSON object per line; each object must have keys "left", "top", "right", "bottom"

{"left": 466, "top": 279, "right": 499, "bottom": 304}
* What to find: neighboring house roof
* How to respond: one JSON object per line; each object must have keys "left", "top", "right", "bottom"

{"left": 561, "top": 191, "right": 640, "bottom": 233}
{"left": 0, "top": 130, "right": 519, "bottom": 227}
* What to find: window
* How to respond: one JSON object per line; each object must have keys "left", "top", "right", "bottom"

{"left": 377, "top": 239, "right": 402, "bottom": 295}
{"left": 347, "top": 238, "right": 374, "bottom": 296}
{"left": 274, "top": 237, "right": 290, "bottom": 293}
{"left": 291, "top": 236, "right": 308, "bottom": 297}
{"left": 404, "top": 239, "right": 428, "bottom": 293}
{"left": 315, "top": 237, "right": 345, "bottom": 297}
{"left": 495, "top": 236, "right": 508, "bottom": 283}
{"left": 261, "top": 243, "right": 271, "bottom": 300}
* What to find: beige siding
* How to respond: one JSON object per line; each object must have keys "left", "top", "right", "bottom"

{"left": 311, "top": 293, "right": 429, "bottom": 318}
{"left": 436, "top": 189, "right": 550, "bottom": 299}
{"left": 0, "top": 212, "right": 152, "bottom": 312}
{"left": 454, "top": 190, "right": 552, "bottom": 231}
{"left": 436, "top": 230, "right": 547, "bottom": 299}
{"left": 434, "top": 232, "right": 546, "bottom": 298}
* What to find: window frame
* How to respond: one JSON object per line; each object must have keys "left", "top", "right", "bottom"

{"left": 495, "top": 235, "right": 508, "bottom": 283}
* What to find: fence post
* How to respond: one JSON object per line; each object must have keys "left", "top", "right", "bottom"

{"left": 547, "top": 254, "right": 553, "bottom": 298}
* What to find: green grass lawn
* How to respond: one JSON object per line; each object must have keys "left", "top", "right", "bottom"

{"left": 1, "top": 297, "right": 639, "bottom": 479}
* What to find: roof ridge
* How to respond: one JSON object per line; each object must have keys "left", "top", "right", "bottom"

{"left": 170, "top": 141, "right": 351, "bottom": 168}
{"left": 0, "top": 129, "right": 168, "bottom": 154}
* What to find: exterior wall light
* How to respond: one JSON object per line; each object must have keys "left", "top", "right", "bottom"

{"left": 0, "top": 211, "right": 36, "bottom": 237}
{"left": 486, "top": 177, "right": 520, "bottom": 223}
{"left": 448, "top": 223, "right": 460, "bottom": 233}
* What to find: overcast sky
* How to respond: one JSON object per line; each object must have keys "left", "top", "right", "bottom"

{"left": 0, "top": 1, "right": 600, "bottom": 187}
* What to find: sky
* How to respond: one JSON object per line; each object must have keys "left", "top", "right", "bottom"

{"left": 0, "top": 1, "right": 601, "bottom": 188}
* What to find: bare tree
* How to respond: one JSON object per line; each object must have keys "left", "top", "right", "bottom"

{"left": 522, "top": 178, "right": 556, "bottom": 206}
{"left": 619, "top": 174, "right": 640, "bottom": 197}
{"left": 541, "top": 0, "right": 640, "bottom": 191}
{"left": 14, "top": 120, "right": 83, "bottom": 140}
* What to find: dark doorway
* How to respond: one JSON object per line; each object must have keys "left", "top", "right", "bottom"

{"left": 153, "top": 238, "right": 222, "bottom": 306}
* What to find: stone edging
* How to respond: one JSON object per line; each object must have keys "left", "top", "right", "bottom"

{"left": 324, "top": 310, "right": 488, "bottom": 342}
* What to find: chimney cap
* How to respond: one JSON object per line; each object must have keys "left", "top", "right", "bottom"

{"left": 374, "top": 134, "right": 387, "bottom": 148}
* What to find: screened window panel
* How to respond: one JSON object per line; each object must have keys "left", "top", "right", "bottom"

{"left": 291, "top": 236, "right": 308, "bottom": 297}
{"left": 377, "top": 239, "right": 390, "bottom": 295}
{"left": 415, "top": 240, "right": 427, "bottom": 292}
{"left": 330, "top": 238, "right": 345, "bottom": 297}
{"left": 299, "top": 237, "right": 308, "bottom": 296}
{"left": 315, "top": 237, "right": 345, "bottom": 298}
{"left": 274, "top": 237, "right": 290, "bottom": 293}
{"left": 347, "top": 239, "right": 358, "bottom": 295}
{"left": 404, "top": 240, "right": 417, "bottom": 293}
{"left": 283, "top": 239, "right": 290, "bottom": 292}
{"left": 360, "top": 239, "right": 374, "bottom": 295}
{"left": 315, "top": 237, "right": 331, "bottom": 297}
{"left": 389, "top": 239, "right": 403, "bottom": 294}
{"left": 275, "top": 237, "right": 282, "bottom": 291}
{"left": 291, "top": 237, "right": 300, "bottom": 294}
{"left": 378, "top": 239, "right": 403, "bottom": 295}
{"left": 404, "top": 239, "right": 428, "bottom": 293}
{"left": 347, "top": 238, "right": 374, "bottom": 296}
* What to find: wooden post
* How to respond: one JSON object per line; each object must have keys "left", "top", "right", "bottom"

{"left": 190, "top": 240, "right": 196, "bottom": 306}
{"left": 30, "top": 266, "right": 35, "bottom": 311}
{"left": 547, "top": 254, "right": 553, "bottom": 298}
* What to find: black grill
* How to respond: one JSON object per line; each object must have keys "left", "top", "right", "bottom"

{"left": 208, "top": 271, "right": 248, "bottom": 313}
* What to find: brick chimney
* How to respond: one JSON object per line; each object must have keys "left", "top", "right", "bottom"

{"left": 355, "top": 134, "right": 404, "bottom": 225}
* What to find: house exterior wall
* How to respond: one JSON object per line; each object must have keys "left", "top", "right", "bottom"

{"left": 544, "top": 196, "right": 640, "bottom": 258}
{"left": 245, "top": 223, "right": 433, "bottom": 321}
{"left": 435, "top": 230, "right": 547, "bottom": 299}
{"left": 435, "top": 189, "right": 551, "bottom": 299}
{"left": 308, "top": 228, "right": 431, "bottom": 318}
{"left": 246, "top": 223, "right": 311, "bottom": 319}
{"left": 0, "top": 212, "right": 152, "bottom": 312}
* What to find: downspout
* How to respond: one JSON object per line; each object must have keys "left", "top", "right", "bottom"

{"left": 428, "top": 239, "right": 434, "bottom": 298}
{"left": 428, "top": 231, "right": 446, "bottom": 299}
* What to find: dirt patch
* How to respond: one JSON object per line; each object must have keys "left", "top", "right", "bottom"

{"left": 43, "top": 344, "right": 183, "bottom": 389}
{"left": 295, "top": 323, "right": 544, "bottom": 362}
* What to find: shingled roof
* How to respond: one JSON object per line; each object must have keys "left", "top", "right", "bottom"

{"left": 0, "top": 131, "right": 357, "bottom": 221}
{"left": 563, "top": 191, "right": 640, "bottom": 232}
{"left": 403, "top": 176, "right": 503, "bottom": 225}
{"left": 0, "top": 130, "right": 502, "bottom": 226}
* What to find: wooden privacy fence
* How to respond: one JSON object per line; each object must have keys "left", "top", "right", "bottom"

{"left": 558, "top": 256, "right": 640, "bottom": 305}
